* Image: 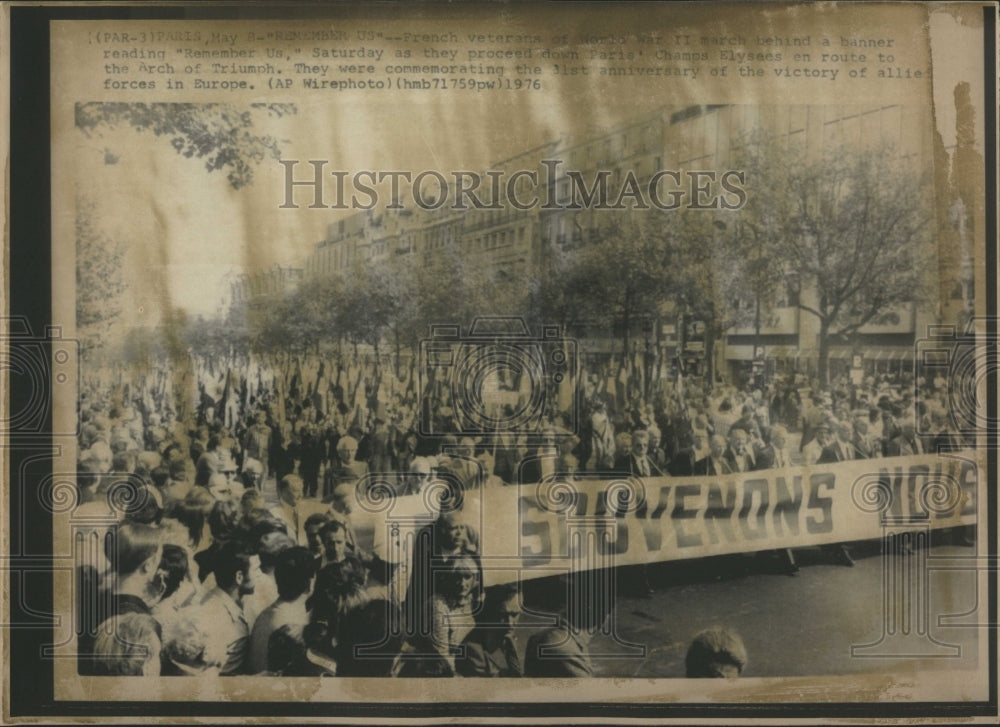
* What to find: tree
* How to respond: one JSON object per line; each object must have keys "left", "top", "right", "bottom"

{"left": 667, "top": 209, "right": 750, "bottom": 385}
{"left": 337, "top": 260, "right": 408, "bottom": 360}
{"left": 76, "top": 196, "right": 127, "bottom": 356}
{"left": 75, "top": 102, "right": 297, "bottom": 189}
{"left": 571, "top": 210, "right": 676, "bottom": 360}
{"left": 737, "top": 134, "right": 935, "bottom": 385}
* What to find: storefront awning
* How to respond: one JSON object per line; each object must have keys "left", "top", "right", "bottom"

{"left": 870, "top": 346, "right": 915, "bottom": 362}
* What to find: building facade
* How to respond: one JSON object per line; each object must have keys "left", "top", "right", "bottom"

{"left": 235, "top": 103, "right": 954, "bottom": 383}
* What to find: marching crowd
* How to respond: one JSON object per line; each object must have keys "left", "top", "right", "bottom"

{"left": 73, "top": 352, "right": 969, "bottom": 678}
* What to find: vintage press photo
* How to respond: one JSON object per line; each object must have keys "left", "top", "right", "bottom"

{"left": 6, "top": 0, "right": 994, "bottom": 720}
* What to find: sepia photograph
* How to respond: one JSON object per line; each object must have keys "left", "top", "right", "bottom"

{"left": 4, "top": 0, "right": 997, "bottom": 723}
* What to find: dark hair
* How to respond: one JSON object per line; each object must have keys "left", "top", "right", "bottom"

{"left": 479, "top": 583, "right": 519, "bottom": 624}
{"left": 208, "top": 499, "right": 241, "bottom": 541}
{"left": 157, "top": 544, "right": 189, "bottom": 600}
{"left": 123, "top": 484, "right": 164, "bottom": 526}
{"left": 241, "top": 508, "right": 289, "bottom": 549}
{"left": 304, "top": 512, "right": 331, "bottom": 532}
{"left": 240, "top": 488, "right": 263, "bottom": 511}
{"left": 685, "top": 627, "right": 748, "bottom": 677}
{"left": 150, "top": 466, "right": 170, "bottom": 489}
{"left": 395, "top": 650, "right": 453, "bottom": 678}
{"left": 274, "top": 546, "right": 317, "bottom": 601}
{"left": 163, "top": 502, "right": 205, "bottom": 549}
{"left": 76, "top": 463, "right": 102, "bottom": 494}
{"left": 105, "top": 521, "right": 162, "bottom": 578}
{"left": 111, "top": 452, "right": 134, "bottom": 474}
{"left": 319, "top": 519, "right": 349, "bottom": 538}
{"left": 309, "top": 557, "right": 367, "bottom": 623}
{"left": 213, "top": 540, "right": 252, "bottom": 591}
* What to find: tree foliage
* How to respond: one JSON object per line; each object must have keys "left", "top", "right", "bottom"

{"left": 76, "top": 196, "right": 127, "bottom": 355}
{"left": 75, "top": 102, "right": 297, "bottom": 189}
{"left": 735, "top": 132, "right": 934, "bottom": 383}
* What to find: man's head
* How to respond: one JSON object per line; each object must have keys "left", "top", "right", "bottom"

{"left": 336, "top": 436, "right": 358, "bottom": 464}
{"left": 769, "top": 425, "right": 787, "bottom": 451}
{"left": 241, "top": 459, "right": 263, "bottom": 491}
{"left": 320, "top": 520, "right": 351, "bottom": 564}
{"left": 630, "top": 430, "right": 650, "bottom": 457}
{"left": 241, "top": 487, "right": 264, "bottom": 516}
{"left": 685, "top": 627, "right": 748, "bottom": 678}
{"left": 208, "top": 472, "right": 234, "bottom": 502}
{"left": 106, "top": 521, "right": 163, "bottom": 604}
{"left": 457, "top": 437, "right": 476, "bottom": 458}
{"left": 168, "top": 457, "right": 190, "bottom": 484}
{"left": 436, "top": 510, "right": 471, "bottom": 553}
{"left": 836, "top": 420, "right": 852, "bottom": 444}
{"left": 213, "top": 540, "right": 254, "bottom": 602}
{"left": 329, "top": 482, "right": 354, "bottom": 516}
{"left": 709, "top": 435, "right": 727, "bottom": 460}
{"left": 278, "top": 475, "right": 304, "bottom": 508}
{"left": 410, "top": 457, "right": 433, "bottom": 491}
{"left": 303, "top": 513, "right": 331, "bottom": 558}
{"left": 217, "top": 453, "right": 238, "bottom": 482}
{"left": 257, "top": 530, "right": 296, "bottom": 574}
{"left": 274, "top": 546, "right": 317, "bottom": 602}
{"left": 208, "top": 499, "right": 241, "bottom": 543}
{"left": 480, "top": 583, "right": 521, "bottom": 636}
{"left": 728, "top": 428, "right": 748, "bottom": 453}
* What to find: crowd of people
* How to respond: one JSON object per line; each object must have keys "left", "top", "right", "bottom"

{"left": 73, "top": 350, "right": 970, "bottom": 678}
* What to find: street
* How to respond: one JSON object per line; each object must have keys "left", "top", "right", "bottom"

{"left": 579, "top": 543, "right": 982, "bottom": 678}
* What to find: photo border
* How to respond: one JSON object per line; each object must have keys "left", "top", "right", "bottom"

{"left": 5, "top": 1, "right": 998, "bottom": 721}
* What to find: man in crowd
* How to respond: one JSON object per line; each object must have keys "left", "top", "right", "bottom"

{"left": 685, "top": 627, "right": 748, "bottom": 678}
{"left": 818, "top": 420, "right": 857, "bottom": 463}
{"left": 247, "top": 546, "right": 316, "bottom": 674}
{"left": 614, "top": 429, "right": 661, "bottom": 478}
{"left": 524, "top": 572, "right": 612, "bottom": 678}
{"left": 198, "top": 540, "right": 254, "bottom": 675}
{"left": 754, "top": 425, "right": 791, "bottom": 470}
{"left": 271, "top": 475, "right": 313, "bottom": 547}
{"left": 724, "top": 427, "right": 755, "bottom": 473}
{"left": 324, "top": 436, "right": 368, "bottom": 501}
{"left": 694, "top": 435, "right": 733, "bottom": 476}
{"left": 242, "top": 411, "right": 272, "bottom": 484}
{"left": 457, "top": 584, "right": 523, "bottom": 677}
